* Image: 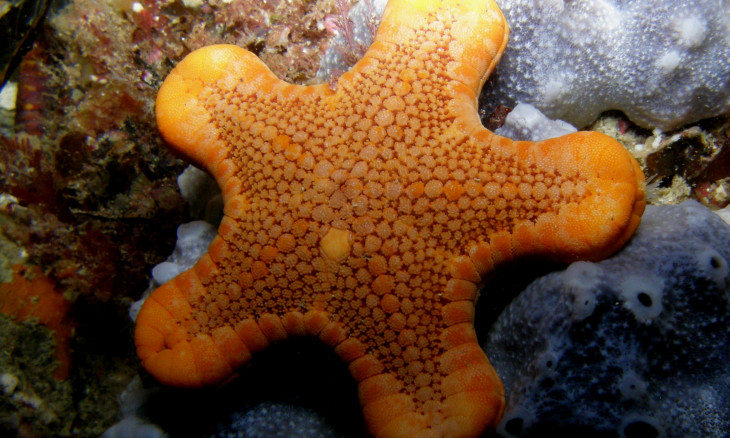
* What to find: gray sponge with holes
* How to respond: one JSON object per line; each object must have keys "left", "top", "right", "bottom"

{"left": 206, "top": 403, "right": 340, "bottom": 438}
{"left": 484, "top": 200, "right": 730, "bottom": 437}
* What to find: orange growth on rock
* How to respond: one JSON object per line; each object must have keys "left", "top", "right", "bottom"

{"left": 0, "top": 265, "right": 74, "bottom": 380}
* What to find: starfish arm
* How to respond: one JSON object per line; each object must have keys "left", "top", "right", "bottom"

{"left": 155, "top": 45, "right": 303, "bottom": 197}
{"left": 534, "top": 131, "right": 646, "bottom": 261}
{"left": 375, "top": 0, "right": 508, "bottom": 93}
{"left": 135, "top": 269, "right": 215, "bottom": 387}
{"left": 463, "top": 130, "right": 646, "bottom": 271}
{"left": 156, "top": 45, "right": 238, "bottom": 167}
{"left": 134, "top": 259, "right": 342, "bottom": 387}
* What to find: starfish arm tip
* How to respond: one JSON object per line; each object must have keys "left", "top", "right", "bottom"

{"left": 155, "top": 45, "right": 278, "bottom": 170}
{"left": 531, "top": 131, "right": 646, "bottom": 261}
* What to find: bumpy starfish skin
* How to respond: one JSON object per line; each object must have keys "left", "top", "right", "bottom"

{"left": 135, "top": 0, "right": 645, "bottom": 436}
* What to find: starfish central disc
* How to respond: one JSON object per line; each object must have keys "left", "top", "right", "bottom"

{"left": 135, "top": 0, "right": 645, "bottom": 437}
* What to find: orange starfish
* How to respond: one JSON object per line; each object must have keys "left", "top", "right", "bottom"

{"left": 135, "top": 0, "right": 645, "bottom": 436}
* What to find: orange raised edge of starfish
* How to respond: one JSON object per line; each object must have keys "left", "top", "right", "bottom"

{"left": 134, "top": 0, "right": 646, "bottom": 436}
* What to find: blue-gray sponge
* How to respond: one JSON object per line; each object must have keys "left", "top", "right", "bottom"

{"left": 485, "top": 200, "right": 730, "bottom": 437}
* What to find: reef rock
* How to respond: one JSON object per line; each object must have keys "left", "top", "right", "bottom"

{"left": 480, "top": 0, "right": 730, "bottom": 130}
{"left": 484, "top": 200, "right": 730, "bottom": 437}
